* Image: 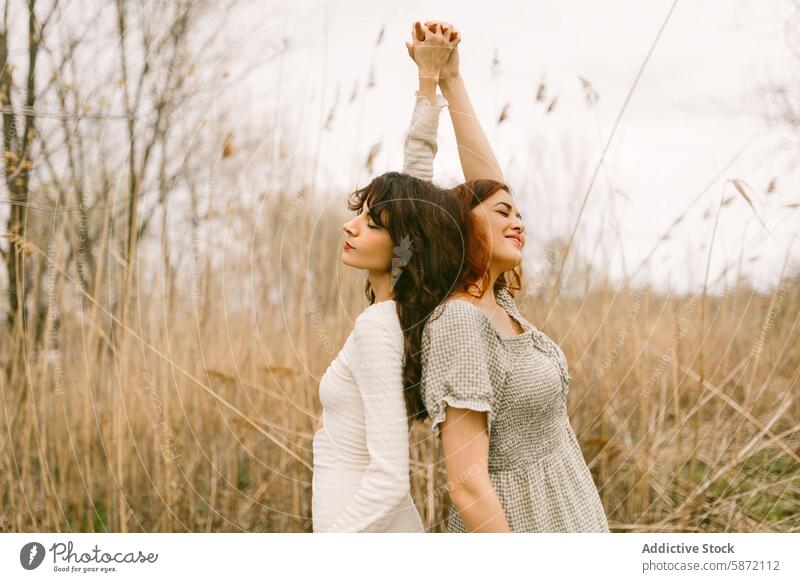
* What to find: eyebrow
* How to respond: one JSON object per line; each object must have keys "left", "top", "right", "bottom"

{"left": 494, "top": 201, "right": 522, "bottom": 218}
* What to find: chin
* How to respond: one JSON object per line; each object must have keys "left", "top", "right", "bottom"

{"left": 506, "top": 245, "right": 523, "bottom": 265}
{"left": 341, "top": 255, "right": 370, "bottom": 271}
{"left": 495, "top": 252, "right": 522, "bottom": 272}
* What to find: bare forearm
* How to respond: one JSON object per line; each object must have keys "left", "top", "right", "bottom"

{"left": 417, "top": 73, "right": 438, "bottom": 104}
{"left": 439, "top": 74, "right": 504, "bottom": 183}
{"left": 450, "top": 481, "right": 511, "bottom": 532}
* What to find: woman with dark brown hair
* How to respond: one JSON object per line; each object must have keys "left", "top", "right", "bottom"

{"left": 311, "top": 23, "right": 464, "bottom": 532}
{"left": 405, "top": 20, "right": 611, "bottom": 533}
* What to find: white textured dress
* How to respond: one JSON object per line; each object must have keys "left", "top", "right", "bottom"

{"left": 311, "top": 91, "right": 448, "bottom": 533}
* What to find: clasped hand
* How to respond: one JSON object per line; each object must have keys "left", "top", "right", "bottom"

{"left": 405, "top": 20, "right": 461, "bottom": 81}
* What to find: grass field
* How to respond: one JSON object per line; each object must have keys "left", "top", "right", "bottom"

{"left": 1, "top": 190, "right": 797, "bottom": 533}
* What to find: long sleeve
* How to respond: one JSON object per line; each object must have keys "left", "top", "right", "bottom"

{"left": 401, "top": 91, "right": 448, "bottom": 181}
{"left": 327, "top": 305, "right": 411, "bottom": 532}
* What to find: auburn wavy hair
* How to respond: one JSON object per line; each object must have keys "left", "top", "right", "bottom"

{"left": 447, "top": 179, "right": 523, "bottom": 299}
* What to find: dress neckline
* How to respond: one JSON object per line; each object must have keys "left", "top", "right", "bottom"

{"left": 445, "top": 288, "right": 536, "bottom": 341}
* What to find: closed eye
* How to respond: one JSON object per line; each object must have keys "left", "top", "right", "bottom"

{"left": 495, "top": 201, "right": 517, "bottom": 218}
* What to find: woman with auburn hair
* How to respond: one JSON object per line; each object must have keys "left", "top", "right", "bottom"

{"left": 311, "top": 23, "right": 463, "bottom": 532}
{"left": 405, "top": 20, "right": 610, "bottom": 533}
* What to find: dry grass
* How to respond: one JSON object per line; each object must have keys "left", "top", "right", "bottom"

{"left": 0, "top": 188, "right": 797, "bottom": 534}
{"left": 0, "top": 0, "right": 797, "bottom": 537}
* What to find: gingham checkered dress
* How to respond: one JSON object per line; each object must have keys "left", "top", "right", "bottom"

{"left": 420, "top": 287, "right": 610, "bottom": 532}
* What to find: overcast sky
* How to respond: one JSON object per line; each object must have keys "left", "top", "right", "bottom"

{"left": 214, "top": 0, "right": 799, "bottom": 295}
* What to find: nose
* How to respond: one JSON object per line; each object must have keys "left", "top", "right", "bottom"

{"left": 342, "top": 218, "right": 357, "bottom": 236}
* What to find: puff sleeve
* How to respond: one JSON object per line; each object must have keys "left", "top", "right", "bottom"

{"left": 420, "top": 302, "right": 496, "bottom": 439}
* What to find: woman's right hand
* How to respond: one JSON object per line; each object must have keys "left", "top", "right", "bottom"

{"left": 424, "top": 20, "right": 460, "bottom": 81}
{"left": 405, "top": 20, "right": 457, "bottom": 79}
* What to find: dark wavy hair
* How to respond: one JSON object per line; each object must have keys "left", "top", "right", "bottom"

{"left": 409, "top": 179, "right": 524, "bottom": 425}
{"left": 347, "top": 173, "right": 522, "bottom": 426}
{"left": 347, "top": 172, "right": 470, "bottom": 424}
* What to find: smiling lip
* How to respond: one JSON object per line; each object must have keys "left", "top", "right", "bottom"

{"left": 505, "top": 235, "right": 523, "bottom": 247}
{"left": 343, "top": 241, "right": 355, "bottom": 251}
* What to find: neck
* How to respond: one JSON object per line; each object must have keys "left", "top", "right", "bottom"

{"left": 368, "top": 270, "right": 395, "bottom": 303}
{"left": 470, "top": 267, "right": 503, "bottom": 308}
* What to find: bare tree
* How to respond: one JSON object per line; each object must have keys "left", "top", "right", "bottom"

{"left": 0, "top": 0, "right": 237, "bottom": 375}
{"left": 1, "top": 0, "right": 57, "bottom": 338}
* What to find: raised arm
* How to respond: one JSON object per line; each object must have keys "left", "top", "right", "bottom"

{"left": 401, "top": 21, "right": 454, "bottom": 181}
{"left": 401, "top": 91, "right": 447, "bottom": 182}
{"left": 426, "top": 20, "right": 504, "bottom": 183}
